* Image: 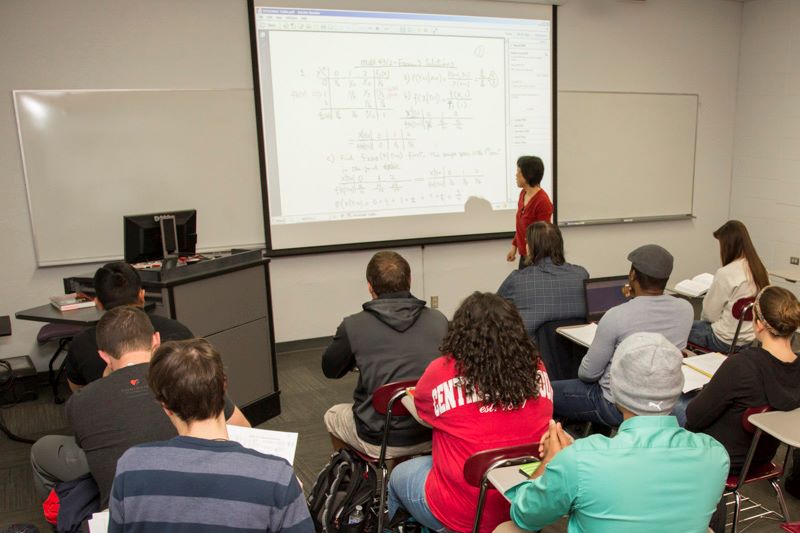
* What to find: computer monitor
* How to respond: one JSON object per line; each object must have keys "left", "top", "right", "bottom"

{"left": 584, "top": 275, "right": 631, "bottom": 323}
{"left": 123, "top": 210, "right": 197, "bottom": 263}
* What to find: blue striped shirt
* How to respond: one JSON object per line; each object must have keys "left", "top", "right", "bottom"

{"left": 109, "top": 436, "right": 313, "bottom": 533}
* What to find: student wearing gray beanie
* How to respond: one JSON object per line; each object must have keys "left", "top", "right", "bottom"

{"left": 610, "top": 332, "right": 684, "bottom": 416}
{"left": 504, "top": 331, "right": 729, "bottom": 533}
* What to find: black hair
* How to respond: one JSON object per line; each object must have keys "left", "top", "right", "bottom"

{"left": 93, "top": 262, "right": 143, "bottom": 309}
{"left": 632, "top": 267, "right": 668, "bottom": 292}
{"left": 441, "top": 292, "right": 542, "bottom": 408}
{"left": 517, "top": 155, "right": 545, "bottom": 187}
{"left": 525, "top": 221, "right": 565, "bottom": 266}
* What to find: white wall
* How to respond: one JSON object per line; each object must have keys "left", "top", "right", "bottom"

{"left": 730, "top": 0, "right": 800, "bottom": 296}
{"left": 1, "top": 0, "right": 743, "bottom": 369}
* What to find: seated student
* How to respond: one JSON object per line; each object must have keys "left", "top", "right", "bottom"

{"left": 688, "top": 220, "right": 770, "bottom": 353}
{"left": 552, "top": 244, "right": 693, "bottom": 428}
{"left": 30, "top": 306, "right": 249, "bottom": 508}
{"left": 686, "top": 285, "right": 800, "bottom": 470}
{"left": 109, "top": 339, "right": 313, "bottom": 532}
{"left": 64, "top": 261, "right": 192, "bottom": 390}
{"left": 321, "top": 251, "right": 447, "bottom": 458}
{"left": 503, "top": 333, "right": 729, "bottom": 533}
{"left": 686, "top": 286, "right": 800, "bottom": 532}
{"left": 388, "top": 292, "right": 553, "bottom": 533}
{"left": 497, "top": 221, "right": 589, "bottom": 337}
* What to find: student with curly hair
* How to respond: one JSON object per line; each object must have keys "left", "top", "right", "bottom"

{"left": 387, "top": 292, "right": 553, "bottom": 533}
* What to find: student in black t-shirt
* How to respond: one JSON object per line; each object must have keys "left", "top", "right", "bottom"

{"left": 31, "top": 306, "right": 250, "bottom": 506}
{"left": 64, "top": 261, "right": 192, "bottom": 390}
{"left": 685, "top": 286, "right": 800, "bottom": 532}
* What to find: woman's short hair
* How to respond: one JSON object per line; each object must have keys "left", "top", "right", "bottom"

{"left": 525, "top": 221, "right": 565, "bottom": 266}
{"left": 440, "top": 292, "right": 542, "bottom": 408}
{"left": 517, "top": 155, "right": 545, "bottom": 187}
{"left": 755, "top": 286, "right": 800, "bottom": 338}
{"left": 148, "top": 339, "right": 226, "bottom": 423}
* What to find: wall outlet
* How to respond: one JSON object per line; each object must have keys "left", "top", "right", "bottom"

{"left": 430, "top": 295, "right": 439, "bottom": 309}
{"left": 791, "top": 257, "right": 799, "bottom": 266}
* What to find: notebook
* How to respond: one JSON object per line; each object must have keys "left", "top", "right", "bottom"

{"left": 681, "top": 352, "right": 727, "bottom": 393}
{"left": 584, "top": 276, "right": 631, "bottom": 323}
{"left": 556, "top": 323, "right": 598, "bottom": 348}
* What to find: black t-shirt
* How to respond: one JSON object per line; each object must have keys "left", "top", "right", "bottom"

{"left": 65, "top": 313, "right": 193, "bottom": 386}
{"left": 66, "top": 363, "right": 235, "bottom": 508}
{"left": 685, "top": 346, "right": 800, "bottom": 471}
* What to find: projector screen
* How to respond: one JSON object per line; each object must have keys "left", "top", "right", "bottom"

{"left": 250, "top": 2, "right": 554, "bottom": 253}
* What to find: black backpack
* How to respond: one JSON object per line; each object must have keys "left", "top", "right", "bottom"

{"left": 307, "top": 449, "right": 378, "bottom": 533}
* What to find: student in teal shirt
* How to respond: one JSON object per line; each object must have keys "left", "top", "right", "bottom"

{"left": 505, "top": 332, "right": 729, "bottom": 533}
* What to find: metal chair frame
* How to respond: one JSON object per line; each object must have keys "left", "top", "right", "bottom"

{"left": 725, "top": 406, "right": 790, "bottom": 533}
{"left": 463, "top": 442, "right": 540, "bottom": 533}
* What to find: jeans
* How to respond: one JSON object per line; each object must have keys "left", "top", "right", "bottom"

{"left": 670, "top": 391, "right": 698, "bottom": 427}
{"left": 552, "top": 379, "right": 623, "bottom": 428}
{"left": 688, "top": 320, "right": 736, "bottom": 353}
{"left": 387, "top": 456, "right": 447, "bottom": 532}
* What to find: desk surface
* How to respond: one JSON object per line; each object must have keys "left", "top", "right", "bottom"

{"left": 16, "top": 301, "right": 155, "bottom": 326}
{"left": 487, "top": 465, "right": 529, "bottom": 502}
{"left": 770, "top": 268, "right": 800, "bottom": 283}
{"left": 749, "top": 408, "right": 800, "bottom": 448}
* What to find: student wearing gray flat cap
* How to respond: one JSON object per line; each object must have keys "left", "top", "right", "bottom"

{"left": 552, "top": 244, "right": 693, "bottom": 428}
{"left": 502, "top": 333, "right": 729, "bottom": 533}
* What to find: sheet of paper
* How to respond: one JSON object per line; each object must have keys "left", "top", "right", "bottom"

{"left": 88, "top": 510, "right": 109, "bottom": 532}
{"left": 681, "top": 365, "right": 711, "bottom": 393}
{"left": 683, "top": 352, "right": 726, "bottom": 377}
{"left": 226, "top": 425, "right": 298, "bottom": 464}
{"left": 556, "top": 323, "right": 597, "bottom": 347}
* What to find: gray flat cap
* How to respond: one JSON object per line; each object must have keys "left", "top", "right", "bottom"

{"left": 627, "top": 244, "right": 674, "bottom": 279}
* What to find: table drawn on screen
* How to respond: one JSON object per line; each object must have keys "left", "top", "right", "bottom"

{"left": 266, "top": 31, "right": 538, "bottom": 223}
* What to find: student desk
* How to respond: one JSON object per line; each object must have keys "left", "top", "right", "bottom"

{"left": 488, "top": 466, "right": 529, "bottom": 502}
{"left": 16, "top": 302, "right": 155, "bottom": 327}
{"left": 59, "top": 250, "right": 280, "bottom": 425}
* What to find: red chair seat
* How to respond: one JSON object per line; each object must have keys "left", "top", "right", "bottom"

{"left": 725, "top": 462, "right": 782, "bottom": 490}
{"left": 781, "top": 523, "right": 800, "bottom": 533}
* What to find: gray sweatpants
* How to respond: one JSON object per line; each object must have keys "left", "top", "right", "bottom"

{"left": 30, "top": 435, "right": 90, "bottom": 502}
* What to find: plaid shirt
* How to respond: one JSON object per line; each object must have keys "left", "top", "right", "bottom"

{"left": 498, "top": 257, "right": 589, "bottom": 336}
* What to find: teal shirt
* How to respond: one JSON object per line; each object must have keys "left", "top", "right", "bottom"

{"left": 506, "top": 416, "right": 729, "bottom": 533}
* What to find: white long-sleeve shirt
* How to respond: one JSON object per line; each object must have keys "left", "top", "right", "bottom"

{"left": 701, "top": 258, "right": 760, "bottom": 344}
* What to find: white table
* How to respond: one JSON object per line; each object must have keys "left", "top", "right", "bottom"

{"left": 487, "top": 465, "right": 530, "bottom": 502}
{"left": 748, "top": 408, "right": 800, "bottom": 449}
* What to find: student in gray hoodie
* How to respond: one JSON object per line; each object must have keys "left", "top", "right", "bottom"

{"left": 321, "top": 251, "right": 448, "bottom": 458}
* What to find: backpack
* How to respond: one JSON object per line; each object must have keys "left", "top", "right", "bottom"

{"left": 307, "top": 449, "right": 378, "bottom": 533}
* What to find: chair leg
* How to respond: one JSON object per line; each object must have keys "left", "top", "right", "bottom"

{"left": 771, "top": 478, "right": 791, "bottom": 523}
{"left": 377, "top": 465, "right": 388, "bottom": 532}
{"left": 48, "top": 338, "right": 69, "bottom": 404}
{"left": 472, "top": 482, "right": 488, "bottom": 533}
{"left": 731, "top": 491, "right": 742, "bottom": 533}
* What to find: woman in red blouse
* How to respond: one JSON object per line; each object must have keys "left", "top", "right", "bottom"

{"left": 507, "top": 155, "right": 553, "bottom": 269}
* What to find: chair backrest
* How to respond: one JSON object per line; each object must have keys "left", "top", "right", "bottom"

{"left": 371, "top": 379, "right": 418, "bottom": 416}
{"left": 463, "top": 442, "right": 540, "bottom": 487}
{"left": 742, "top": 405, "right": 772, "bottom": 434}
{"left": 732, "top": 297, "right": 755, "bottom": 321}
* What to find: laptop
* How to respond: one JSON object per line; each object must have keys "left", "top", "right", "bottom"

{"left": 583, "top": 276, "right": 631, "bottom": 323}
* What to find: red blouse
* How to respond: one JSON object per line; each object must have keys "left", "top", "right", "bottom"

{"left": 512, "top": 188, "right": 553, "bottom": 256}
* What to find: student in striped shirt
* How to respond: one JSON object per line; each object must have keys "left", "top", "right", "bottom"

{"left": 109, "top": 338, "right": 313, "bottom": 533}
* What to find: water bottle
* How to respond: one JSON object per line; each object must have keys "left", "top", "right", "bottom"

{"left": 347, "top": 504, "right": 365, "bottom": 526}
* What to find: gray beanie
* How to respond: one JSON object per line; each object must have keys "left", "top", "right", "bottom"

{"left": 610, "top": 332, "right": 684, "bottom": 416}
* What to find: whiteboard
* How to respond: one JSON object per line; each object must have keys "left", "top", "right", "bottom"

{"left": 556, "top": 91, "right": 698, "bottom": 225}
{"left": 14, "top": 89, "right": 265, "bottom": 266}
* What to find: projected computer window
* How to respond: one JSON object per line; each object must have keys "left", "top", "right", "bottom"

{"left": 255, "top": 8, "right": 551, "bottom": 226}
